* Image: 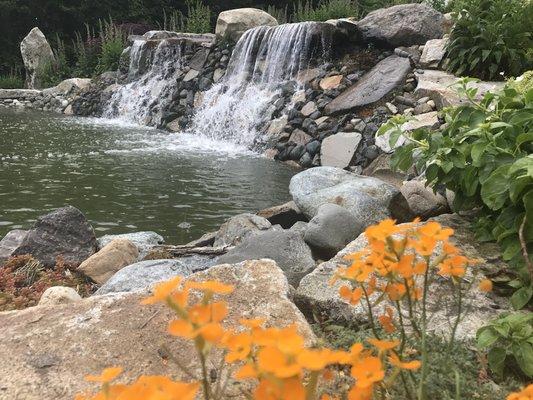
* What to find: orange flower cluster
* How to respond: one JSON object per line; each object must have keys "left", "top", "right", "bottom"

{"left": 334, "top": 219, "right": 480, "bottom": 331}
{"left": 508, "top": 384, "right": 533, "bottom": 400}
{"left": 75, "top": 368, "right": 199, "bottom": 400}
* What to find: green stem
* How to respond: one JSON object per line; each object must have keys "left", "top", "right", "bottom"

{"left": 448, "top": 281, "right": 463, "bottom": 351}
{"left": 305, "top": 371, "right": 320, "bottom": 400}
{"left": 417, "top": 261, "right": 431, "bottom": 400}
{"left": 362, "top": 285, "right": 380, "bottom": 339}
{"left": 196, "top": 338, "right": 211, "bottom": 400}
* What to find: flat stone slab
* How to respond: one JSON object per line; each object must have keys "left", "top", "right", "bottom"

{"left": 320, "top": 131, "right": 362, "bottom": 168}
{"left": 415, "top": 70, "right": 505, "bottom": 109}
{"left": 0, "top": 89, "right": 41, "bottom": 99}
{"left": 325, "top": 55, "right": 411, "bottom": 115}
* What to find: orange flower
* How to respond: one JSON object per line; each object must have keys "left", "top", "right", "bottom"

{"left": 367, "top": 338, "right": 399, "bottom": 353}
{"left": 418, "top": 221, "right": 453, "bottom": 241}
{"left": 240, "top": 318, "right": 266, "bottom": 329}
{"left": 365, "top": 219, "right": 400, "bottom": 242}
{"left": 385, "top": 282, "right": 407, "bottom": 301}
{"left": 378, "top": 307, "right": 396, "bottom": 333}
{"left": 438, "top": 255, "right": 467, "bottom": 277}
{"left": 257, "top": 346, "right": 302, "bottom": 378}
{"left": 224, "top": 332, "right": 253, "bottom": 362}
{"left": 339, "top": 286, "right": 364, "bottom": 305}
{"left": 507, "top": 384, "right": 533, "bottom": 400}
{"left": 142, "top": 277, "right": 182, "bottom": 304}
{"left": 389, "top": 353, "right": 421, "bottom": 370}
{"left": 348, "top": 384, "right": 373, "bottom": 400}
{"left": 479, "top": 278, "right": 493, "bottom": 292}
{"left": 351, "top": 356, "right": 385, "bottom": 388}
{"left": 85, "top": 367, "right": 123, "bottom": 383}
{"left": 296, "top": 348, "right": 349, "bottom": 370}
{"left": 186, "top": 280, "right": 235, "bottom": 294}
{"left": 168, "top": 319, "right": 195, "bottom": 338}
{"left": 254, "top": 377, "right": 306, "bottom": 400}
{"left": 410, "top": 235, "right": 437, "bottom": 256}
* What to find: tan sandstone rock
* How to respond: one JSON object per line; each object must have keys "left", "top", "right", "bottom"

{"left": 0, "top": 259, "right": 314, "bottom": 400}
{"left": 77, "top": 239, "right": 139, "bottom": 284}
{"left": 38, "top": 286, "right": 82, "bottom": 306}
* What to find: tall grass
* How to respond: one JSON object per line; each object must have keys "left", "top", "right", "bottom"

{"left": 96, "top": 18, "right": 127, "bottom": 74}
{"left": 266, "top": 4, "right": 289, "bottom": 24}
{"left": 162, "top": 0, "right": 212, "bottom": 33}
{"left": 294, "top": 0, "right": 359, "bottom": 22}
{"left": 0, "top": 67, "right": 24, "bottom": 89}
{"left": 72, "top": 25, "right": 100, "bottom": 78}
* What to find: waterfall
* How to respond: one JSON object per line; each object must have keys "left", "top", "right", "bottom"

{"left": 189, "top": 22, "right": 332, "bottom": 149}
{"left": 103, "top": 39, "right": 183, "bottom": 126}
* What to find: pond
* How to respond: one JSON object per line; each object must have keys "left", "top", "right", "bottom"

{"left": 0, "top": 108, "right": 296, "bottom": 244}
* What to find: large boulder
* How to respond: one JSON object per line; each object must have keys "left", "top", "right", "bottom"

{"left": 295, "top": 213, "right": 508, "bottom": 339}
{"left": 304, "top": 204, "right": 363, "bottom": 259}
{"left": 289, "top": 166, "right": 412, "bottom": 225}
{"left": 213, "top": 213, "right": 271, "bottom": 247}
{"left": 0, "top": 230, "right": 28, "bottom": 265}
{"left": 0, "top": 259, "right": 314, "bottom": 400}
{"left": 78, "top": 239, "right": 139, "bottom": 284}
{"left": 12, "top": 206, "right": 97, "bottom": 267}
{"left": 356, "top": 4, "right": 445, "bottom": 47}
{"left": 325, "top": 55, "right": 411, "bottom": 115}
{"left": 218, "top": 230, "right": 315, "bottom": 287}
{"left": 215, "top": 8, "right": 278, "bottom": 41}
{"left": 20, "top": 27, "right": 55, "bottom": 89}
{"left": 419, "top": 38, "right": 448, "bottom": 68}
{"left": 97, "top": 231, "right": 164, "bottom": 259}
{"left": 320, "top": 131, "right": 362, "bottom": 168}
{"left": 415, "top": 70, "right": 505, "bottom": 109}
{"left": 93, "top": 258, "right": 209, "bottom": 295}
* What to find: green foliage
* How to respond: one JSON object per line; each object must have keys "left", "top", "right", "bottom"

{"left": 161, "top": 1, "right": 211, "bottom": 33}
{"left": 96, "top": 19, "right": 127, "bottom": 74}
{"left": 477, "top": 312, "right": 533, "bottom": 379}
{"left": 508, "top": 71, "right": 533, "bottom": 95}
{"left": 266, "top": 4, "right": 289, "bottom": 24}
{"left": 72, "top": 26, "right": 100, "bottom": 78}
{"left": 446, "top": 0, "right": 533, "bottom": 81}
{"left": 0, "top": 68, "right": 24, "bottom": 89}
{"left": 294, "top": 0, "right": 359, "bottom": 22}
{"left": 40, "top": 35, "right": 71, "bottom": 88}
{"left": 377, "top": 79, "right": 533, "bottom": 308}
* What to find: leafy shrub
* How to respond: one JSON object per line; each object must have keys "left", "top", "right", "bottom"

{"left": 446, "top": 0, "right": 533, "bottom": 80}
{"left": 294, "top": 0, "right": 359, "bottom": 22}
{"left": 377, "top": 79, "right": 533, "bottom": 309}
{"left": 39, "top": 35, "right": 72, "bottom": 88}
{"left": 72, "top": 26, "right": 101, "bottom": 78}
{"left": 477, "top": 312, "right": 533, "bottom": 379}
{"left": 96, "top": 19, "right": 127, "bottom": 74}
{"left": 161, "top": 0, "right": 211, "bottom": 34}
{"left": 266, "top": 4, "right": 289, "bottom": 24}
{"left": 509, "top": 71, "right": 533, "bottom": 95}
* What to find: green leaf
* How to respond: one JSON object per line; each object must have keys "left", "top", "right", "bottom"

{"left": 477, "top": 328, "right": 499, "bottom": 348}
{"left": 481, "top": 164, "right": 511, "bottom": 210}
{"left": 510, "top": 286, "right": 533, "bottom": 310}
{"left": 513, "top": 342, "right": 533, "bottom": 377}
{"left": 487, "top": 347, "right": 507, "bottom": 378}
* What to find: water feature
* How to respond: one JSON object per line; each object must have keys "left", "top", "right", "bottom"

{"left": 0, "top": 108, "right": 296, "bottom": 243}
{"left": 103, "top": 38, "right": 183, "bottom": 126}
{"left": 189, "top": 22, "right": 332, "bottom": 148}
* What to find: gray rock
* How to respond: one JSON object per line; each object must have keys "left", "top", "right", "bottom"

{"left": 415, "top": 70, "right": 505, "bottom": 109}
{"left": 289, "top": 129, "right": 312, "bottom": 146}
{"left": 304, "top": 204, "right": 363, "bottom": 259}
{"left": 93, "top": 257, "right": 217, "bottom": 295}
{"left": 218, "top": 230, "right": 315, "bottom": 287}
{"left": 20, "top": 27, "right": 55, "bottom": 89}
{"left": 400, "top": 180, "right": 449, "bottom": 219}
{"left": 256, "top": 201, "right": 305, "bottom": 229}
{"left": 0, "top": 230, "right": 28, "bottom": 265}
{"left": 356, "top": 4, "right": 445, "bottom": 47}
{"left": 289, "top": 166, "right": 412, "bottom": 225}
{"left": 420, "top": 38, "right": 448, "bottom": 68}
{"left": 362, "top": 153, "right": 406, "bottom": 188}
{"left": 290, "top": 221, "right": 309, "bottom": 236}
{"left": 214, "top": 213, "right": 271, "bottom": 247}
{"left": 295, "top": 213, "right": 508, "bottom": 339}
{"left": 325, "top": 56, "right": 411, "bottom": 115}
{"left": 301, "top": 101, "right": 317, "bottom": 117}
{"left": 97, "top": 231, "right": 164, "bottom": 260}
{"left": 13, "top": 206, "right": 97, "bottom": 267}
{"left": 320, "top": 132, "right": 362, "bottom": 168}
{"left": 215, "top": 8, "right": 278, "bottom": 41}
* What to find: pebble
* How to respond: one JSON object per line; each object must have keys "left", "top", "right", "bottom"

{"left": 385, "top": 102, "right": 398, "bottom": 114}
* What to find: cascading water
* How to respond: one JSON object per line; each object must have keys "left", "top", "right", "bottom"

{"left": 103, "top": 39, "right": 183, "bottom": 126}
{"left": 189, "top": 22, "right": 332, "bottom": 149}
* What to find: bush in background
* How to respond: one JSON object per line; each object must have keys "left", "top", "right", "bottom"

{"left": 0, "top": 67, "right": 24, "bottom": 89}
{"left": 446, "top": 0, "right": 532, "bottom": 81}
{"left": 96, "top": 19, "right": 127, "bottom": 74}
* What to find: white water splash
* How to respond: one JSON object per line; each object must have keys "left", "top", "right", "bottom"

{"left": 103, "top": 39, "right": 183, "bottom": 126}
{"left": 189, "top": 22, "right": 332, "bottom": 149}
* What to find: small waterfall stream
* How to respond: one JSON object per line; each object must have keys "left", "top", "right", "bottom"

{"left": 189, "top": 22, "right": 332, "bottom": 148}
{"left": 103, "top": 39, "right": 183, "bottom": 126}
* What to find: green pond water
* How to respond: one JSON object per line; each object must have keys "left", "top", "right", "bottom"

{"left": 0, "top": 108, "right": 296, "bottom": 244}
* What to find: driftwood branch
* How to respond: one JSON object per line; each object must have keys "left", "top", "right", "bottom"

{"left": 148, "top": 244, "right": 232, "bottom": 258}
